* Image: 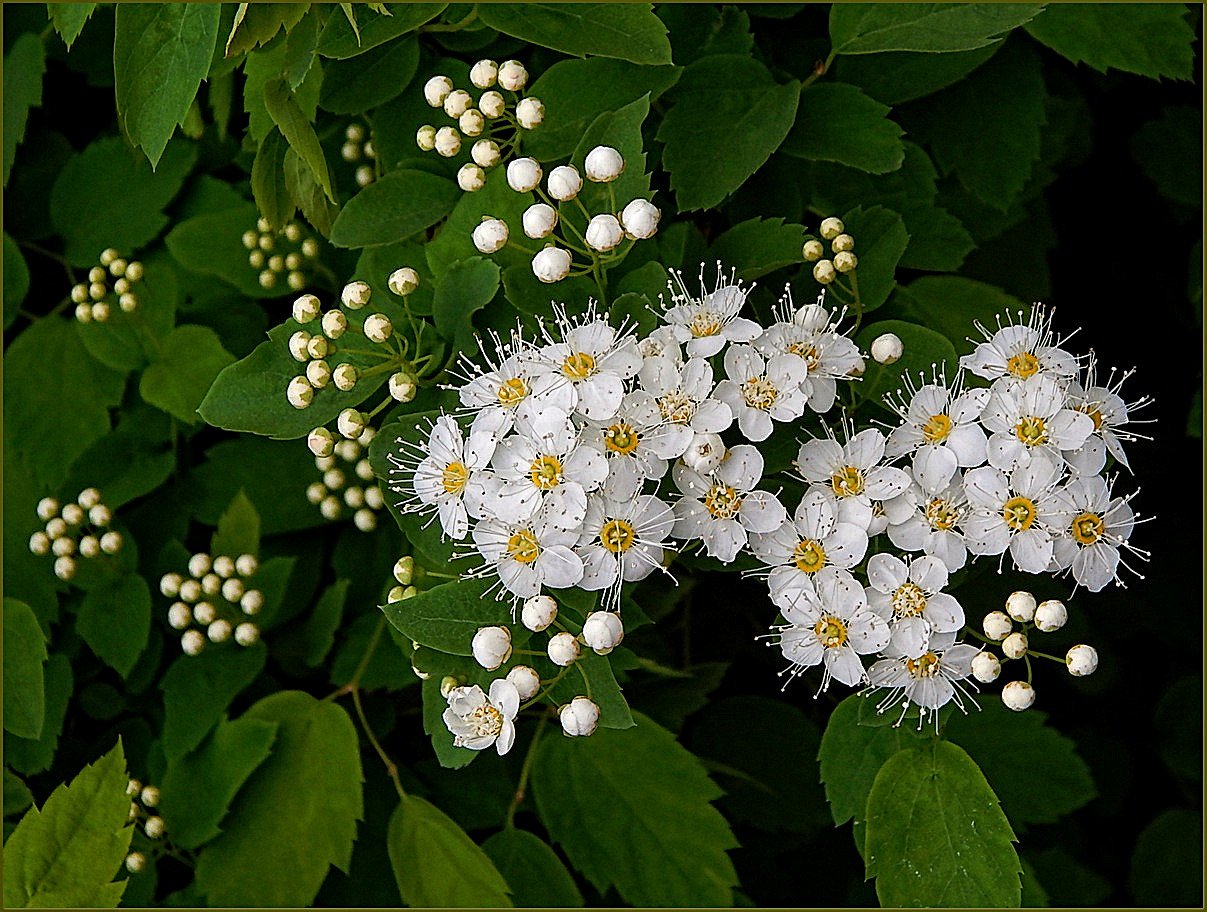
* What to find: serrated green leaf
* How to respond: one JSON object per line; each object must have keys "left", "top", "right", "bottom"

{"left": 836, "top": 41, "right": 1002, "bottom": 104}
{"left": 784, "top": 82, "right": 904, "bottom": 174}
{"left": 194, "top": 692, "right": 364, "bottom": 906}
{"left": 161, "top": 644, "right": 267, "bottom": 760}
{"left": 114, "top": 3, "right": 220, "bottom": 167}
{"left": 388, "top": 795, "right": 513, "bottom": 907}
{"left": 211, "top": 490, "right": 261, "bottom": 558}
{"left": 482, "top": 828, "right": 583, "bottom": 907}
{"left": 316, "top": 3, "right": 446, "bottom": 58}
{"left": 432, "top": 256, "right": 500, "bottom": 352}
{"left": 1025, "top": 3, "right": 1194, "bottom": 80}
{"left": 5, "top": 655, "right": 73, "bottom": 776}
{"left": 61, "top": 426, "right": 174, "bottom": 512}
{"left": 3, "top": 233, "right": 29, "bottom": 330}
{"left": 319, "top": 35, "right": 418, "bottom": 114}
{"left": 544, "top": 650, "right": 634, "bottom": 731}
{"left": 284, "top": 145, "right": 338, "bottom": 238}
{"left": 243, "top": 40, "right": 322, "bottom": 144}
{"left": 895, "top": 204, "right": 975, "bottom": 272}
{"left": 660, "top": 3, "right": 754, "bottom": 66}
{"left": 225, "top": 2, "right": 307, "bottom": 58}
{"left": 709, "top": 218, "right": 807, "bottom": 282}
{"left": 830, "top": 3, "right": 1043, "bottom": 55}
{"left": 3, "top": 600, "right": 47, "bottom": 740}
{"left": 854, "top": 319, "right": 958, "bottom": 405}
{"left": 657, "top": 55, "right": 801, "bottom": 211}
{"left": 3, "top": 740, "right": 132, "bottom": 908}
{"left": 251, "top": 128, "right": 295, "bottom": 233}
{"left": 568, "top": 94, "right": 652, "bottom": 222}
{"left": 330, "top": 168, "right": 459, "bottom": 248}
{"left": 159, "top": 716, "right": 278, "bottom": 849}
{"left": 532, "top": 711, "right": 739, "bottom": 906}
{"left": 477, "top": 3, "right": 671, "bottom": 65}
{"left": 75, "top": 574, "right": 152, "bottom": 678}
{"left": 3, "top": 34, "right": 46, "bottom": 186}
{"left": 329, "top": 612, "right": 417, "bottom": 693}
{"left": 282, "top": 579, "right": 349, "bottom": 666}
{"left": 382, "top": 577, "right": 510, "bottom": 655}
{"left": 865, "top": 740, "right": 1021, "bottom": 907}
{"left": 48, "top": 3, "right": 97, "bottom": 51}
{"left": 264, "top": 77, "right": 335, "bottom": 202}
{"left": 140, "top": 325, "right": 236, "bottom": 424}
{"left": 1132, "top": 105, "right": 1202, "bottom": 208}
{"left": 4, "top": 768, "right": 34, "bottom": 817}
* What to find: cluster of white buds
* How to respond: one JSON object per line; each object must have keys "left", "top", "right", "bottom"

{"left": 28, "top": 489, "right": 121, "bottom": 581}
{"left": 125, "top": 777, "right": 165, "bottom": 852}
{"left": 974, "top": 590, "right": 1095, "bottom": 712}
{"left": 802, "top": 216, "right": 858, "bottom": 286}
{"left": 387, "top": 555, "right": 419, "bottom": 603}
{"left": 241, "top": 217, "right": 319, "bottom": 292}
{"left": 417, "top": 60, "right": 544, "bottom": 192}
{"left": 476, "top": 145, "right": 659, "bottom": 284}
{"left": 306, "top": 423, "right": 384, "bottom": 532}
{"left": 340, "top": 122, "right": 378, "bottom": 188}
{"left": 161, "top": 551, "right": 262, "bottom": 655}
{"left": 72, "top": 248, "right": 145, "bottom": 323}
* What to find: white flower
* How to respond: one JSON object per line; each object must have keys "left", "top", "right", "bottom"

{"left": 637, "top": 357, "right": 733, "bottom": 450}
{"left": 752, "top": 490, "right": 869, "bottom": 610}
{"left": 661, "top": 271, "right": 762, "bottom": 358}
{"left": 479, "top": 90, "right": 506, "bottom": 119}
{"left": 471, "top": 626, "right": 512, "bottom": 670}
{"left": 443, "top": 89, "right": 472, "bottom": 119}
{"left": 770, "top": 568, "right": 890, "bottom": 691}
{"left": 488, "top": 412, "right": 607, "bottom": 521}
{"left": 532, "top": 246, "right": 572, "bottom": 283}
{"left": 473, "top": 217, "right": 509, "bottom": 254}
{"left": 516, "top": 96, "right": 544, "bottom": 129}
{"left": 864, "top": 554, "right": 965, "bottom": 656}
{"left": 585, "top": 214, "right": 623, "bottom": 252}
{"left": 575, "top": 494, "right": 673, "bottom": 608}
{"left": 1049, "top": 473, "right": 1144, "bottom": 592}
{"left": 530, "top": 306, "right": 642, "bottom": 421}
{"left": 584, "top": 145, "right": 624, "bottom": 182}
{"left": 962, "top": 452, "right": 1065, "bottom": 573}
{"left": 885, "top": 379, "right": 990, "bottom": 491}
{"left": 559, "top": 696, "right": 600, "bottom": 736}
{"left": 1061, "top": 357, "right": 1151, "bottom": 475}
{"left": 960, "top": 306, "right": 1080, "bottom": 386}
{"left": 885, "top": 470, "right": 972, "bottom": 571}
{"left": 714, "top": 344, "right": 808, "bottom": 442}
{"left": 471, "top": 491, "right": 585, "bottom": 599}
{"left": 672, "top": 445, "right": 787, "bottom": 562}
{"left": 866, "top": 631, "right": 980, "bottom": 727}
{"left": 434, "top": 126, "right": 461, "bottom": 157}
{"left": 1034, "top": 599, "right": 1067, "bottom": 631}
{"left": 681, "top": 431, "right": 726, "bottom": 474}
{"left": 506, "top": 157, "right": 542, "bottom": 193}
{"left": 388, "top": 267, "right": 419, "bottom": 296}
{"left": 408, "top": 416, "right": 497, "bottom": 539}
{"left": 546, "top": 165, "right": 582, "bottom": 201}
{"left": 586, "top": 392, "right": 687, "bottom": 500}
{"left": 456, "top": 332, "right": 574, "bottom": 438}
{"left": 620, "top": 199, "right": 660, "bottom": 239}
{"left": 755, "top": 293, "right": 861, "bottom": 413}
{"left": 443, "top": 680, "right": 519, "bottom": 754}
{"left": 522, "top": 203, "right": 558, "bottom": 239}
{"left": 980, "top": 373, "right": 1094, "bottom": 472}
{"left": 794, "top": 427, "right": 910, "bottom": 532}
{"left": 547, "top": 631, "right": 580, "bottom": 666}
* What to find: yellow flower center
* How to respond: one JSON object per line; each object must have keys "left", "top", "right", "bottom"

{"left": 906, "top": 651, "right": 941, "bottom": 678}
{"left": 891, "top": 582, "right": 928, "bottom": 618}
{"left": 561, "top": 351, "right": 596, "bottom": 381}
{"left": 506, "top": 529, "right": 541, "bottom": 564}
{"left": 1072, "top": 511, "right": 1105, "bottom": 545}
{"left": 1002, "top": 495, "right": 1037, "bottom": 531}
{"left": 925, "top": 498, "right": 960, "bottom": 531}
{"left": 657, "top": 391, "right": 696, "bottom": 424}
{"left": 788, "top": 342, "right": 820, "bottom": 369}
{"left": 1006, "top": 351, "right": 1040, "bottom": 379}
{"left": 529, "top": 455, "right": 563, "bottom": 491}
{"left": 1078, "top": 404, "right": 1104, "bottom": 430}
{"left": 604, "top": 422, "right": 640, "bottom": 456}
{"left": 496, "top": 376, "right": 528, "bottom": 406}
{"left": 922, "top": 413, "right": 953, "bottom": 443}
{"left": 793, "top": 539, "right": 826, "bottom": 574}
{"left": 830, "top": 465, "right": 865, "bottom": 497}
{"left": 704, "top": 483, "right": 743, "bottom": 519}
{"left": 688, "top": 311, "right": 722, "bottom": 338}
{"left": 441, "top": 461, "right": 469, "bottom": 494}
{"left": 742, "top": 376, "right": 778, "bottom": 410}
{"left": 466, "top": 703, "right": 503, "bottom": 737}
{"left": 813, "top": 615, "right": 847, "bottom": 649}
{"left": 1014, "top": 415, "right": 1048, "bottom": 447}
{"left": 599, "top": 519, "right": 635, "bottom": 554}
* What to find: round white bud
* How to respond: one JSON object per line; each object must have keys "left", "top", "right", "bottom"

{"left": 506, "top": 157, "right": 542, "bottom": 193}
{"left": 179, "top": 579, "right": 201, "bottom": 603}
{"left": 167, "top": 602, "right": 191, "bottom": 629}
{"left": 292, "top": 294, "right": 320, "bottom": 324}
{"left": 473, "top": 217, "right": 509, "bottom": 254}
{"left": 240, "top": 589, "right": 264, "bottom": 616}
{"left": 221, "top": 578, "right": 245, "bottom": 603}
{"left": 341, "top": 280, "right": 371, "bottom": 309}
{"left": 416, "top": 124, "right": 437, "bottom": 151}
{"left": 182, "top": 629, "right": 205, "bottom": 655}
{"left": 387, "top": 585, "right": 405, "bottom": 603}
{"left": 1005, "top": 590, "right": 1037, "bottom": 623}
{"left": 52, "top": 537, "right": 76, "bottom": 557}
{"left": 323, "top": 468, "right": 346, "bottom": 490}
{"left": 335, "top": 439, "right": 360, "bottom": 461}
{"left": 288, "top": 331, "right": 310, "bottom": 362}
{"left": 37, "top": 497, "right": 61, "bottom": 521}
{"left": 75, "top": 303, "right": 93, "bottom": 323}
{"left": 546, "top": 164, "right": 583, "bottom": 201}
{"left": 434, "top": 126, "right": 461, "bottom": 157}
{"left": 213, "top": 555, "right": 236, "bottom": 579}
{"left": 1034, "top": 599, "right": 1067, "bottom": 632}
{"left": 233, "top": 555, "right": 257, "bottom": 578}
{"left": 832, "top": 233, "right": 855, "bottom": 253}
{"left": 443, "top": 89, "right": 472, "bottom": 119}
{"left": 201, "top": 573, "right": 221, "bottom": 597}
{"left": 1001, "top": 631, "right": 1029, "bottom": 660}
{"left": 812, "top": 260, "right": 836, "bottom": 285}
{"left": 341, "top": 141, "right": 361, "bottom": 162}
{"left": 337, "top": 408, "right": 367, "bottom": 439}
{"left": 208, "top": 619, "right": 232, "bottom": 643}
{"left": 344, "top": 486, "right": 365, "bottom": 509}
{"left": 88, "top": 265, "right": 106, "bottom": 283}
{"left": 363, "top": 313, "right": 393, "bottom": 343}
{"left": 308, "top": 427, "right": 335, "bottom": 457}
{"left": 28, "top": 531, "right": 50, "bottom": 555}
{"left": 506, "top": 664, "right": 541, "bottom": 701}
{"left": 547, "top": 631, "right": 580, "bottom": 667}
{"left": 78, "top": 488, "right": 101, "bottom": 509}
{"left": 118, "top": 292, "right": 138, "bottom": 313}
{"left": 125, "top": 261, "right": 144, "bottom": 281}
{"left": 90, "top": 302, "right": 111, "bottom": 322}
{"left": 89, "top": 282, "right": 107, "bottom": 301}
{"left": 471, "top": 139, "right": 501, "bottom": 169}
{"left": 620, "top": 199, "right": 660, "bottom": 239}
{"left": 1002, "top": 680, "right": 1036, "bottom": 712}
{"left": 440, "top": 676, "right": 460, "bottom": 698}
{"left": 71, "top": 283, "right": 90, "bottom": 304}
{"left": 479, "top": 90, "right": 505, "bottom": 119}
{"left": 332, "top": 363, "right": 359, "bottom": 392}
{"left": 45, "top": 518, "right": 67, "bottom": 539}
{"left": 819, "top": 217, "right": 845, "bottom": 240}
{"left": 62, "top": 503, "right": 85, "bottom": 525}
{"left": 140, "top": 785, "right": 160, "bottom": 808}
{"left": 457, "top": 163, "right": 486, "bottom": 192}
{"left": 393, "top": 556, "right": 414, "bottom": 585}
{"left": 682, "top": 432, "right": 726, "bottom": 473}
{"left": 971, "top": 651, "right": 1001, "bottom": 683}
{"left": 1065, "top": 644, "right": 1098, "bottom": 676}
{"left": 585, "top": 214, "right": 624, "bottom": 252}
{"left": 870, "top": 332, "right": 903, "bottom": 365}
{"left": 516, "top": 96, "right": 544, "bottom": 129}
{"left": 522, "top": 594, "right": 558, "bottom": 632}
{"left": 833, "top": 251, "right": 858, "bottom": 273}
{"left": 471, "top": 625, "right": 512, "bottom": 671}
{"left": 193, "top": 601, "right": 216, "bottom": 625}
{"left": 53, "top": 556, "right": 76, "bottom": 580}
{"left": 584, "top": 145, "right": 624, "bottom": 182}
{"left": 258, "top": 270, "right": 277, "bottom": 290}
{"left": 388, "top": 372, "right": 417, "bottom": 402}
{"left": 470, "top": 59, "right": 498, "bottom": 89}
{"left": 269, "top": 255, "right": 286, "bottom": 273}
{"left": 321, "top": 309, "right": 348, "bottom": 339}
{"left": 531, "top": 246, "right": 571, "bottom": 284}
{"left": 235, "top": 622, "right": 260, "bottom": 647}
{"left": 423, "top": 75, "right": 453, "bottom": 108}
{"left": 388, "top": 267, "right": 419, "bottom": 297}
{"left": 582, "top": 611, "right": 624, "bottom": 655}
{"left": 458, "top": 108, "right": 485, "bottom": 138}
{"left": 79, "top": 535, "right": 100, "bottom": 558}
{"left": 345, "top": 123, "right": 365, "bottom": 142}
{"left": 306, "top": 359, "right": 331, "bottom": 389}
{"left": 559, "top": 696, "right": 600, "bottom": 737}
{"left": 287, "top": 376, "right": 313, "bottom": 409}
{"left": 522, "top": 203, "right": 558, "bottom": 239}
{"left": 125, "top": 852, "right": 147, "bottom": 874}
{"left": 113, "top": 277, "right": 131, "bottom": 295}
{"left": 240, "top": 230, "right": 258, "bottom": 250}
{"left": 301, "top": 238, "right": 319, "bottom": 258}
{"left": 983, "top": 610, "right": 1012, "bottom": 641}
{"left": 188, "top": 552, "right": 211, "bottom": 578}
{"left": 497, "top": 59, "right": 528, "bottom": 91}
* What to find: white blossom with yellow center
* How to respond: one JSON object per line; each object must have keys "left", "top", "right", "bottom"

{"left": 470, "top": 490, "right": 585, "bottom": 599}
{"left": 458, "top": 337, "right": 574, "bottom": 438}
{"left": 442, "top": 680, "right": 519, "bottom": 754}
{"left": 795, "top": 427, "right": 911, "bottom": 533}
{"left": 960, "top": 305, "right": 1079, "bottom": 387}
{"left": 962, "top": 452, "right": 1065, "bottom": 573}
{"left": 864, "top": 553, "right": 966, "bottom": 657}
{"left": 661, "top": 272, "right": 761, "bottom": 358}
{"left": 531, "top": 306, "right": 642, "bottom": 421}
{"left": 980, "top": 374, "right": 1094, "bottom": 473}
{"left": 884, "top": 379, "right": 991, "bottom": 492}
{"left": 574, "top": 494, "right": 674, "bottom": 609}
{"left": 755, "top": 293, "right": 862, "bottom": 414}
{"left": 866, "top": 630, "right": 980, "bottom": 727}
{"left": 407, "top": 415, "right": 497, "bottom": 539}
{"left": 488, "top": 413, "right": 606, "bottom": 522}
{"left": 714, "top": 344, "right": 808, "bottom": 442}
{"left": 1050, "top": 473, "right": 1145, "bottom": 592}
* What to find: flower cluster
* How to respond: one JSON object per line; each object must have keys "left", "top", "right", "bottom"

{"left": 802, "top": 216, "right": 858, "bottom": 286}
{"left": 305, "top": 425, "right": 384, "bottom": 532}
{"left": 72, "top": 248, "right": 145, "bottom": 323}
{"left": 241, "top": 217, "right": 319, "bottom": 292}
{"left": 28, "top": 490, "right": 122, "bottom": 581}
{"left": 340, "top": 122, "right": 377, "bottom": 188}
{"left": 160, "top": 552, "right": 263, "bottom": 655}
{"left": 474, "top": 145, "right": 660, "bottom": 284}
{"left": 417, "top": 60, "right": 543, "bottom": 192}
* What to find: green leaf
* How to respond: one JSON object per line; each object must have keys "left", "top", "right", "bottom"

{"left": 864, "top": 740, "right": 1021, "bottom": 907}
{"left": 140, "top": 325, "right": 236, "bottom": 424}
{"left": 942, "top": 701, "right": 1095, "bottom": 827}
{"left": 329, "top": 611, "right": 416, "bottom": 694}
{"left": 5, "top": 655, "right": 73, "bottom": 776}
{"left": 657, "top": 55, "right": 801, "bottom": 211}
{"left": 3, "top": 233, "right": 29, "bottom": 330}
{"left": 161, "top": 644, "right": 267, "bottom": 760}
{"left": 330, "top": 168, "right": 459, "bottom": 248}
{"left": 159, "top": 717, "right": 278, "bottom": 850}
{"left": 284, "top": 145, "right": 338, "bottom": 238}
{"left": 523, "top": 58, "right": 680, "bottom": 161}
{"left": 61, "top": 426, "right": 174, "bottom": 512}
{"left": 225, "top": 2, "right": 308, "bottom": 58}
{"left": 114, "top": 3, "right": 221, "bottom": 167}
{"left": 295, "top": 580, "right": 350, "bottom": 666}
{"left": 165, "top": 203, "right": 279, "bottom": 298}
{"left": 381, "top": 577, "right": 510, "bottom": 656}
{"left": 543, "top": 650, "right": 634, "bottom": 731}
{"left": 319, "top": 36, "right": 418, "bottom": 114}
{"left": 569, "top": 95, "right": 653, "bottom": 221}
{"left": 831, "top": 204, "right": 909, "bottom": 312}
{"left": 432, "top": 256, "right": 500, "bottom": 352}
{"left": 3, "top": 34, "right": 46, "bottom": 186}
{"left": 243, "top": 40, "right": 322, "bottom": 144}
{"left": 903, "top": 39, "right": 1046, "bottom": 211}
{"left": 895, "top": 204, "right": 975, "bottom": 272}
{"left": 532, "top": 711, "right": 739, "bottom": 907}
{"left": 890, "top": 275, "right": 1026, "bottom": 349}
{"left": 477, "top": 3, "right": 671, "bottom": 64}
{"left": 315, "top": 3, "right": 446, "bottom": 58}
{"left": 854, "top": 319, "right": 959, "bottom": 405}
{"left": 75, "top": 575, "right": 152, "bottom": 678}
{"left": 3, "top": 600, "right": 47, "bottom": 740}
{"left": 830, "top": 3, "right": 1043, "bottom": 55}
{"left": 425, "top": 168, "right": 529, "bottom": 276}
{"left": 482, "top": 828, "right": 583, "bottom": 907}
{"left": 3, "top": 740, "right": 132, "bottom": 908}
{"left": 75, "top": 256, "right": 179, "bottom": 373}
{"left": 1129, "top": 809, "right": 1203, "bottom": 907}
{"left": 387, "top": 795, "right": 513, "bottom": 907}
{"left": 4, "top": 768, "right": 34, "bottom": 817}
{"left": 50, "top": 136, "right": 196, "bottom": 265}
{"left": 709, "top": 218, "right": 807, "bottom": 282}
{"left": 211, "top": 490, "right": 262, "bottom": 558}
{"left": 264, "top": 77, "right": 335, "bottom": 202}
{"left": 836, "top": 42, "right": 1002, "bottom": 105}
{"left": 659, "top": 3, "right": 755, "bottom": 66}
{"left": 1132, "top": 105, "right": 1202, "bottom": 208}
{"left": 1025, "top": 3, "right": 1194, "bottom": 80}
{"left": 251, "top": 128, "right": 295, "bottom": 233}
{"left": 784, "top": 83, "right": 904, "bottom": 174}
{"left": 48, "top": 3, "right": 97, "bottom": 50}
{"left": 195, "top": 692, "right": 364, "bottom": 906}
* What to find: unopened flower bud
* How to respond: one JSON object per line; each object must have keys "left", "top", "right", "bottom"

{"left": 812, "top": 260, "right": 836, "bottom": 285}
{"left": 62, "top": 503, "right": 84, "bottom": 525}
{"left": 292, "top": 294, "right": 321, "bottom": 324}
{"left": 1065, "top": 644, "right": 1098, "bottom": 676}
{"left": 559, "top": 696, "right": 600, "bottom": 737}
{"left": 440, "top": 675, "right": 460, "bottom": 697}
{"left": 125, "top": 852, "right": 147, "bottom": 874}
{"left": 79, "top": 535, "right": 100, "bottom": 558}
{"left": 423, "top": 75, "right": 453, "bottom": 108}
{"left": 516, "top": 96, "right": 544, "bottom": 129}
{"left": 468, "top": 141, "right": 500, "bottom": 171}
{"left": 88, "top": 266, "right": 106, "bottom": 284}
{"left": 74, "top": 303, "right": 92, "bottom": 322}
{"left": 1034, "top": 599, "right": 1067, "bottom": 632}
{"left": 78, "top": 488, "right": 101, "bottom": 509}
{"left": 45, "top": 518, "right": 67, "bottom": 539}
{"left": 470, "top": 58, "right": 498, "bottom": 89}
{"left": 89, "top": 282, "right": 107, "bottom": 301}
{"left": 388, "top": 267, "right": 419, "bottom": 297}
{"left": 341, "top": 280, "right": 371, "bottom": 310}
{"left": 522, "top": 203, "right": 558, "bottom": 239}
{"left": 819, "top": 216, "right": 844, "bottom": 240}
{"left": 341, "top": 141, "right": 361, "bottom": 163}
{"left": 983, "top": 610, "right": 1012, "bottom": 641}
{"left": 288, "top": 331, "right": 310, "bottom": 362}
{"left": 506, "top": 664, "right": 541, "bottom": 700}
{"left": 833, "top": 251, "right": 858, "bottom": 273}
{"left": 547, "top": 631, "right": 580, "bottom": 667}
{"left": 388, "top": 372, "right": 417, "bottom": 402}
{"left": 53, "top": 555, "right": 76, "bottom": 580}
{"left": 443, "top": 89, "right": 472, "bottom": 119}
{"left": 416, "top": 124, "right": 437, "bottom": 151}
{"left": 387, "top": 585, "right": 405, "bottom": 603}
{"left": 52, "top": 537, "right": 75, "bottom": 557}
{"left": 471, "top": 625, "right": 512, "bottom": 670}
{"left": 182, "top": 629, "right": 205, "bottom": 655}
{"left": 582, "top": 611, "right": 624, "bottom": 655}
{"left": 194, "top": 601, "right": 217, "bottom": 625}
{"left": 832, "top": 233, "right": 855, "bottom": 253}
{"left": 144, "top": 815, "right": 165, "bottom": 839}
{"left": 393, "top": 556, "right": 414, "bottom": 584}
{"left": 188, "top": 552, "right": 212, "bottom": 578}
{"left": 479, "top": 90, "right": 505, "bottom": 119}
{"left": 971, "top": 651, "right": 1001, "bottom": 683}
{"left": 356, "top": 459, "right": 375, "bottom": 482}
{"left": 870, "top": 332, "right": 903, "bottom": 365}
{"left": 458, "top": 163, "right": 486, "bottom": 192}
{"left": 1001, "top": 631, "right": 1028, "bottom": 660}
{"left": 458, "top": 109, "right": 485, "bottom": 138}
{"left": 522, "top": 594, "right": 557, "bottom": 632}
{"left": 434, "top": 126, "right": 461, "bottom": 157}
{"left": 620, "top": 199, "right": 660, "bottom": 239}
{"left": 236, "top": 554, "right": 258, "bottom": 577}
{"left": 306, "top": 337, "right": 330, "bottom": 361}
{"left": 363, "top": 313, "right": 393, "bottom": 343}
{"left": 332, "top": 363, "right": 359, "bottom": 392}
{"left": 337, "top": 408, "right": 367, "bottom": 439}
{"left": 140, "top": 785, "right": 160, "bottom": 807}
{"left": 584, "top": 145, "right": 624, "bottom": 182}
{"left": 585, "top": 214, "right": 623, "bottom": 252}
{"left": 344, "top": 486, "right": 365, "bottom": 509}
{"left": 167, "top": 602, "right": 191, "bottom": 629}
{"left": 683, "top": 432, "right": 726, "bottom": 473}
{"left": 306, "top": 359, "right": 331, "bottom": 388}
{"left": 241, "top": 589, "right": 264, "bottom": 615}
{"left": 208, "top": 619, "right": 232, "bottom": 643}
{"left": 28, "top": 531, "right": 50, "bottom": 555}
{"left": 36, "top": 497, "right": 60, "bottom": 521}
{"left": 497, "top": 59, "right": 527, "bottom": 91}
{"left": 221, "top": 578, "right": 245, "bottom": 603}
{"left": 321, "top": 309, "right": 347, "bottom": 340}
{"left": 506, "top": 157, "right": 542, "bottom": 193}
{"left": 1005, "top": 590, "right": 1037, "bottom": 623}
{"left": 546, "top": 164, "right": 582, "bottom": 201}
{"left": 179, "top": 579, "right": 201, "bottom": 603}
{"left": 119, "top": 292, "right": 138, "bottom": 312}
{"left": 532, "top": 246, "right": 571, "bottom": 283}
{"left": 473, "top": 217, "right": 509, "bottom": 254}
{"left": 235, "top": 622, "right": 260, "bottom": 646}
{"left": 1002, "top": 680, "right": 1036, "bottom": 711}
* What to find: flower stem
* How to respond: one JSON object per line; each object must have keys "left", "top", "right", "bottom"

{"left": 506, "top": 714, "right": 548, "bottom": 827}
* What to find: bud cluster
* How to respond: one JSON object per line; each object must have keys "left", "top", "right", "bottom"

{"left": 241, "top": 217, "right": 319, "bottom": 292}
{"left": 123, "top": 778, "right": 166, "bottom": 875}
{"left": 306, "top": 424, "right": 384, "bottom": 532}
{"left": 388, "top": 555, "right": 418, "bottom": 604}
{"left": 72, "top": 248, "right": 145, "bottom": 323}
{"left": 802, "top": 216, "right": 858, "bottom": 286}
{"left": 160, "top": 551, "right": 263, "bottom": 655}
{"left": 28, "top": 489, "right": 121, "bottom": 581}
{"left": 340, "top": 122, "right": 378, "bottom": 188}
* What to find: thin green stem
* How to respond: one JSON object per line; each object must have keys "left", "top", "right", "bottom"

{"left": 352, "top": 686, "right": 407, "bottom": 799}
{"left": 521, "top": 665, "right": 573, "bottom": 709}
{"left": 421, "top": 6, "right": 478, "bottom": 32}
{"left": 801, "top": 50, "right": 837, "bottom": 91}
{"left": 506, "top": 714, "right": 548, "bottom": 827}
{"left": 1026, "top": 649, "right": 1065, "bottom": 663}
